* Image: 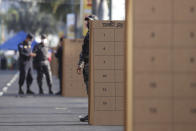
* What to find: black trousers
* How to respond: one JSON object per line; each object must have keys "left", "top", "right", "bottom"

{"left": 58, "top": 65, "right": 62, "bottom": 92}
{"left": 18, "top": 62, "right": 33, "bottom": 87}
{"left": 36, "top": 61, "right": 53, "bottom": 89}
{"left": 83, "top": 63, "right": 89, "bottom": 95}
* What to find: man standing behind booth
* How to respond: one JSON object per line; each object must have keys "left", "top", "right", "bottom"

{"left": 18, "top": 33, "right": 35, "bottom": 95}
{"left": 55, "top": 36, "right": 64, "bottom": 95}
{"left": 77, "top": 15, "right": 98, "bottom": 122}
{"left": 33, "top": 34, "right": 53, "bottom": 95}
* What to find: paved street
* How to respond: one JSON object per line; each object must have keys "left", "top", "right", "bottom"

{"left": 0, "top": 70, "right": 123, "bottom": 131}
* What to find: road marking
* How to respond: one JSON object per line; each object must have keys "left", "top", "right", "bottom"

{"left": 55, "top": 107, "right": 68, "bottom": 110}
{"left": 0, "top": 72, "right": 19, "bottom": 96}
{"left": 6, "top": 83, "right": 11, "bottom": 87}
{"left": 2, "top": 87, "right": 8, "bottom": 93}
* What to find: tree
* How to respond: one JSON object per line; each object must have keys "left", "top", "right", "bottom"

{"left": 3, "top": 0, "right": 81, "bottom": 35}
{"left": 4, "top": 1, "right": 57, "bottom": 34}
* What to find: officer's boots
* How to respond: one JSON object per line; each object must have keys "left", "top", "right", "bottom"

{"left": 18, "top": 86, "right": 24, "bottom": 95}
{"left": 55, "top": 90, "right": 62, "bottom": 95}
{"left": 26, "top": 85, "right": 35, "bottom": 95}
{"left": 80, "top": 115, "right": 88, "bottom": 122}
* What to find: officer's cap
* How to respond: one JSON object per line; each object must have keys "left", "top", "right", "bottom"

{"left": 26, "top": 33, "right": 33, "bottom": 39}
{"left": 85, "top": 15, "right": 98, "bottom": 21}
{"left": 41, "top": 34, "right": 47, "bottom": 39}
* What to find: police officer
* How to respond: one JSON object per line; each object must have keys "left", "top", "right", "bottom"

{"left": 18, "top": 33, "right": 35, "bottom": 95}
{"left": 77, "top": 15, "right": 98, "bottom": 122}
{"left": 33, "top": 34, "right": 53, "bottom": 95}
{"left": 55, "top": 36, "right": 64, "bottom": 95}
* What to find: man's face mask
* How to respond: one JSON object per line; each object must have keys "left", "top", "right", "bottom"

{"left": 41, "top": 38, "right": 48, "bottom": 46}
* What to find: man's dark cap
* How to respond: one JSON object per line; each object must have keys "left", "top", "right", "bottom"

{"left": 26, "top": 33, "right": 33, "bottom": 39}
{"left": 41, "top": 34, "right": 47, "bottom": 39}
{"left": 85, "top": 15, "right": 98, "bottom": 21}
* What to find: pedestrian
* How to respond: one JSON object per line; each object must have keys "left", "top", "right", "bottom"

{"left": 77, "top": 15, "right": 98, "bottom": 122}
{"left": 18, "top": 33, "right": 35, "bottom": 95}
{"left": 33, "top": 34, "right": 53, "bottom": 95}
{"left": 1, "top": 55, "right": 7, "bottom": 70}
{"left": 55, "top": 36, "right": 64, "bottom": 95}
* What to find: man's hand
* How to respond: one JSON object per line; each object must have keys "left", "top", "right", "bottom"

{"left": 30, "top": 53, "right": 36, "bottom": 57}
{"left": 77, "top": 67, "right": 82, "bottom": 75}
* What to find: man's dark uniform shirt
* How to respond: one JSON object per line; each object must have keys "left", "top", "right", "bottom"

{"left": 18, "top": 41, "right": 33, "bottom": 88}
{"left": 78, "top": 31, "right": 90, "bottom": 94}
{"left": 33, "top": 43, "right": 49, "bottom": 65}
{"left": 33, "top": 43, "right": 53, "bottom": 94}
{"left": 55, "top": 45, "right": 63, "bottom": 94}
{"left": 55, "top": 45, "right": 63, "bottom": 79}
{"left": 79, "top": 31, "right": 89, "bottom": 65}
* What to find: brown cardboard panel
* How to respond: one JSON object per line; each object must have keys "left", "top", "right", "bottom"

{"left": 115, "top": 43, "right": 125, "bottom": 55}
{"left": 62, "top": 39, "right": 86, "bottom": 97}
{"left": 51, "top": 53, "right": 58, "bottom": 77}
{"left": 115, "top": 56, "right": 125, "bottom": 69}
{"left": 173, "top": 49, "right": 196, "bottom": 72}
{"left": 92, "top": 20, "right": 125, "bottom": 29}
{"left": 64, "top": 72, "right": 73, "bottom": 80}
{"left": 116, "top": 83, "right": 125, "bottom": 96}
{"left": 174, "top": 0, "right": 196, "bottom": 21}
{"left": 63, "top": 80, "right": 86, "bottom": 97}
{"left": 174, "top": 24, "right": 196, "bottom": 48}
{"left": 94, "top": 70, "right": 115, "bottom": 82}
{"left": 94, "top": 56, "right": 115, "bottom": 69}
{"left": 115, "top": 70, "right": 124, "bottom": 82}
{"left": 64, "top": 63, "right": 74, "bottom": 69}
{"left": 134, "top": 124, "right": 172, "bottom": 131}
{"left": 93, "top": 111, "right": 124, "bottom": 125}
{"left": 90, "top": 21, "right": 125, "bottom": 125}
{"left": 174, "top": 125, "right": 196, "bottom": 131}
{"left": 94, "top": 83, "right": 115, "bottom": 97}
{"left": 174, "top": 73, "right": 196, "bottom": 97}
{"left": 72, "top": 71, "right": 84, "bottom": 79}
{"left": 115, "top": 28, "right": 125, "bottom": 41}
{"left": 64, "top": 66, "right": 76, "bottom": 75}
{"left": 134, "top": 100, "right": 172, "bottom": 123}
{"left": 134, "top": 0, "right": 172, "bottom": 21}
{"left": 134, "top": 73, "right": 172, "bottom": 97}
{"left": 94, "top": 43, "right": 115, "bottom": 55}
{"left": 134, "top": 49, "right": 172, "bottom": 72}
{"left": 93, "top": 29, "right": 114, "bottom": 42}
{"left": 116, "top": 97, "right": 124, "bottom": 111}
{"left": 64, "top": 55, "right": 73, "bottom": 62}
{"left": 174, "top": 100, "right": 196, "bottom": 123}
{"left": 95, "top": 97, "right": 115, "bottom": 111}
{"left": 134, "top": 24, "right": 172, "bottom": 48}
{"left": 64, "top": 72, "right": 83, "bottom": 82}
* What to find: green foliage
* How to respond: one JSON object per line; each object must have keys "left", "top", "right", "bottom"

{"left": 38, "top": 0, "right": 80, "bottom": 22}
{"left": 3, "top": 0, "right": 80, "bottom": 34}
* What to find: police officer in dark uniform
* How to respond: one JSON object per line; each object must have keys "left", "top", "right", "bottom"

{"left": 77, "top": 15, "right": 98, "bottom": 122}
{"left": 55, "top": 36, "right": 64, "bottom": 95}
{"left": 33, "top": 34, "right": 53, "bottom": 95}
{"left": 18, "top": 33, "right": 35, "bottom": 95}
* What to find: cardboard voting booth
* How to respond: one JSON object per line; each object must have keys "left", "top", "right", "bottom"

{"left": 89, "top": 21, "right": 125, "bottom": 125}
{"left": 62, "top": 39, "right": 87, "bottom": 97}
{"left": 126, "top": 0, "right": 196, "bottom": 130}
